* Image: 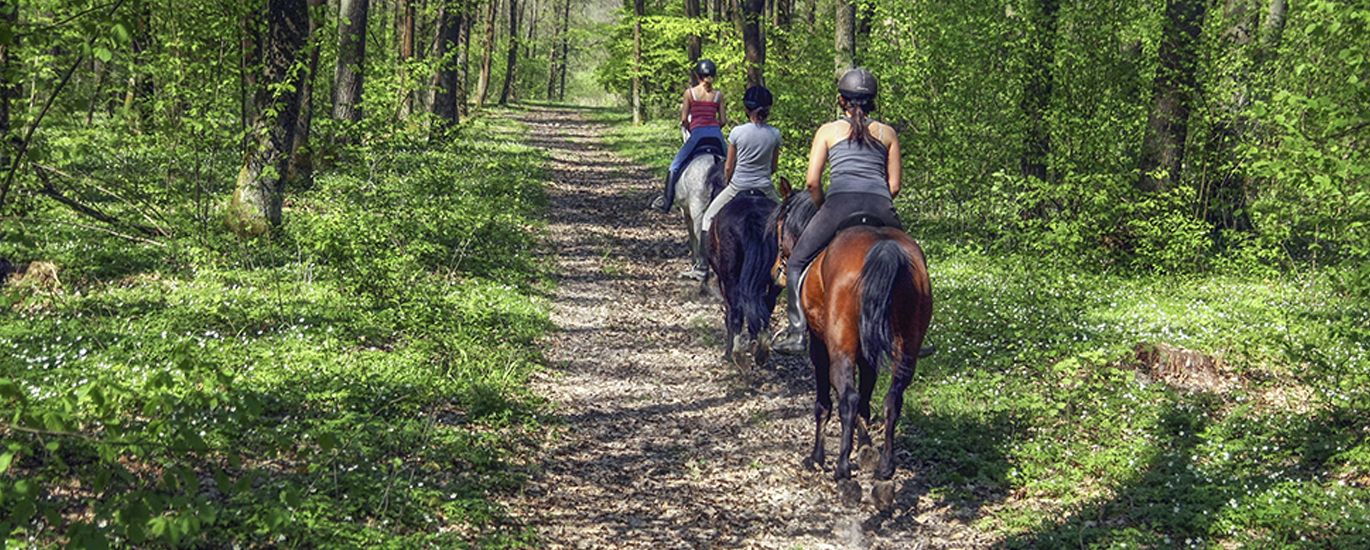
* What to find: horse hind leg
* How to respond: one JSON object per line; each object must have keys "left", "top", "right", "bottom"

{"left": 803, "top": 337, "right": 832, "bottom": 472}
{"left": 850, "top": 355, "right": 879, "bottom": 473}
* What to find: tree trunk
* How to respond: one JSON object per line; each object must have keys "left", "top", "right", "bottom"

{"left": 476, "top": 0, "right": 498, "bottom": 107}
{"left": 632, "top": 0, "right": 643, "bottom": 125}
{"left": 398, "top": 0, "right": 415, "bottom": 117}
{"left": 288, "top": 0, "right": 327, "bottom": 190}
{"left": 684, "top": 0, "right": 702, "bottom": 67}
{"left": 230, "top": 0, "right": 309, "bottom": 236}
{"left": 547, "top": 0, "right": 566, "bottom": 99}
{"left": 240, "top": 10, "right": 264, "bottom": 142}
{"left": 740, "top": 0, "right": 765, "bottom": 87}
{"left": 557, "top": 0, "right": 569, "bottom": 101}
{"left": 458, "top": 4, "right": 472, "bottom": 116}
{"left": 834, "top": 0, "right": 855, "bottom": 77}
{"left": 433, "top": 0, "right": 463, "bottom": 127}
{"left": 123, "top": 2, "right": 153, "bottom": 130}
{"left": 1138, "top": 0, "right": 1206, "bottom": 192}
{"left": 1019, "top": 0, "right": 1058, "bottom": 184}
{"left": 498, "top": 0, "right": 520, "bottom": 105}
{"left": 0, "top": 0, "right": 15, "bottom": 211}
{"left": 526, "top": 0, "right": 539, "bottom": 63}
{"left": 333, "top": 0, "right": 369, "bottom": 122}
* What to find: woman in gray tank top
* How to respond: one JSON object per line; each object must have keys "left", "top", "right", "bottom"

{"left": 772, "top": 68, "right": 905, "bottom": 355}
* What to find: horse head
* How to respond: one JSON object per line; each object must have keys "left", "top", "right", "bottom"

{"left": 767, "top": 189, "right": 816, "bottom": 287}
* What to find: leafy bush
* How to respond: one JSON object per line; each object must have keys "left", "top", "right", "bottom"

{"left": 0, "top": 115, "right": 551, "bottom": 548}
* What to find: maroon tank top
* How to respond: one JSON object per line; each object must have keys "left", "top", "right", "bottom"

{"left": 687, "top": 89, "right": 720, "bottom": 131}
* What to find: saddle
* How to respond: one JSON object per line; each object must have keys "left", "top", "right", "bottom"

{"left": 835, "top": 211, "right": 889, "bottom": 233}
{"left": 686, "top": 135, "right": 725, "bottom": 161}
{"left": 738, "top": 188, "right": 770, "bottom": 199}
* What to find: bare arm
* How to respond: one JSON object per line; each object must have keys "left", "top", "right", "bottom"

{"left": 886, "top": 131, "right": 902, "bottom": 198}
{"left": 725, "top": 142, "right": 738, "bottom": 184}
{"left": 680, "top": 89, "right": 692, "bottom": 127}
{"left": 716, "top": 91, "right": 727, "bottom": 127}
{"left": 770, "top": 143, "right": 780, "bottom": 176}
{"left": 806, "top": 128, "right": 829, "bottom": 208}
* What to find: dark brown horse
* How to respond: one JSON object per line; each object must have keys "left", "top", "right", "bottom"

{"left": 771, "top": 192, "right": 933, "bottom": 508}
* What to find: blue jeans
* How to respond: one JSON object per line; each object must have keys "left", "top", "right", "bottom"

{"left": 661, "top": 126, "right": 725, "bottom": 208}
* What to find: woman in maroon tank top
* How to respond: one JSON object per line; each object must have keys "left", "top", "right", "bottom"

{"left": 652, "top": 59, "right": 728, "bottom": 212}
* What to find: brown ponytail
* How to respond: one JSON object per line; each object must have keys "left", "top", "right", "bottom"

{"left": 843, "top": 97, "right": 878, "bottom": 147}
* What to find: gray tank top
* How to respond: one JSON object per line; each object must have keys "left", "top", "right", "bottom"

{"left": 826, "top": 119, "right": 890, "bottom": 199}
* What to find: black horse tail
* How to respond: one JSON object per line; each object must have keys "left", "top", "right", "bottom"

{"left": 859, "top": 239, "right": 911, "bottom": 369}
{"left": 735, "top": 212, "right": 778, "bottom": 337}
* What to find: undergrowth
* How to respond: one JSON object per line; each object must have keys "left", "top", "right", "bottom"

{"left": 0, "top": 114, "right": 551, "bottom": 548}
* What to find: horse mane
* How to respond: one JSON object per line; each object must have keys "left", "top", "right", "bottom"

{"left": 766, "top": 189, "right": 817, "bottom": 242}
{"left": 707, "top": 155, "right": 727, "bottom": 198}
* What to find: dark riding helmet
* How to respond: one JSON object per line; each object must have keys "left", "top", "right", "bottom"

{"left": 837, "top": 68, "right": 878, "bottom": 106}
{"left": 743, "top": 85, "right": 773, "bottom": 110}
{"left": 695, "top": 58, "right": 718, "bottom": 77}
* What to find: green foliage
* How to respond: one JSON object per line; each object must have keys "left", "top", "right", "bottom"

{"left": 596, "top": 8, "right": 739, "bottom": 120}
{"left": 0, "top": 117, "right": 550, "bottom": 548}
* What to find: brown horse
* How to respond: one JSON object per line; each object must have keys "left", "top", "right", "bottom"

{"left": 771, "top": 193, "right": 933, "bottom": 508}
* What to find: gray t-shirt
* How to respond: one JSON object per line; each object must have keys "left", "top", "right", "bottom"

{"left": 727, "top": 122, "right": 782, "bottom": 189}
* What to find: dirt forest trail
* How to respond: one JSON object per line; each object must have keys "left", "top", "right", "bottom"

{"left": 502, "top": 105, "right": 994, "bottom": 550}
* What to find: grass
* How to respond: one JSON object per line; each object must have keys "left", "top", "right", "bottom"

{"left": 1, "top": 113, "right": 553, "bottom": 547}
{"left": 602, "top": 113, "right": 1370, "bottom": 548}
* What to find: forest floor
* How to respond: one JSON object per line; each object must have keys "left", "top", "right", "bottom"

{"left": 500, "top": 105, "right": 995, "bottom": 549}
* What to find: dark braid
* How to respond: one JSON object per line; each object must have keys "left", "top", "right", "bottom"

{"left": 749, "top": 105, "right": 770, "bottom": 123}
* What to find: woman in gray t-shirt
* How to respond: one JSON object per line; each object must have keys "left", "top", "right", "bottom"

{"left": 700, "top": 85, "right": 783, "bottom": 235}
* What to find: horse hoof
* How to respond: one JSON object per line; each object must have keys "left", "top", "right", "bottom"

{"left": 836, "top": 479, "right": 862, "bottom": 508}
{"left": 730, "top": 335, "right": 750, "bottom": 370}
{"left": 753, "top": 338, "right": 770, "bottom": 367}
{"left": 679, "top": 267, "right": 708, "bottom": 280}
{"left": 872, "top": 480, "right": 896, "bottom": 511}
{"left": 858, "top": 445, "right": 880, "bottom": 473}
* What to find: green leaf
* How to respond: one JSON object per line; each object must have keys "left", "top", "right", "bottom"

{"left": 0, "top": 452, "right": 13, "bottom": 473}
{"left": 94, "top": 47, "right": 113, "bottom": 63}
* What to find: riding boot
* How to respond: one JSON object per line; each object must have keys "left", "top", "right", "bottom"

{"left": 655, "top": 169, "right": 680, "bottom": 213}
{"left": 772, "top": 271, "right": 807, "bottom": 354}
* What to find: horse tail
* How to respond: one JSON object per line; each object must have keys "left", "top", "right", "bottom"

{"left": 859, "top": 239, "right": 911, "bottom": 369}
{"left": 735, "top": 209, "right": 778, "bottom": 336}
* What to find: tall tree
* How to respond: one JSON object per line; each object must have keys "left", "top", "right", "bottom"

{"left": 1019, "top": 0, "right": 1059, "bottom": 184}
{"left": 475, "top": 0, "right": 497, "bottom": 107}
{"left": 631, "top": 0, "right": 643, "bottom": 125}
{"left": 288, "top": 0, "right": 327, "bottom": 189}
{"left": 333, "top": 0, "right": 369, "bottom": 122}
{"left": 555, "top": 0, "right": 569, "bottom": 100}
{"left": 398, "top": 0, "right": 416, "bottom": 117}
{"left": 230, "top": 0, "right": 309, "bottom": 235}
{"left": 684, "top": 0, "right": 702, "bottom": 66}
{"left": 433, "top": 0, "right": 464, "bottom": 127}
{"left": 740, "top": 0, "right": 765, "bottom": 87}
{"left": 457, "top": 2, "right": 473, "bottom": 116}
{"left": 0, "top": 0, "right": 15, "bottom": 182}
{"left": 834, "top": 0, "right": 854, "bottom": 76}
{"left": 1138, "top": 0, "right": 1207, "bottom": 192}
{"left": 498, "top": 0, "right": 520, "bottom": 105}
{"left": 547, "top": 0, "right": 568, "bottom": 99}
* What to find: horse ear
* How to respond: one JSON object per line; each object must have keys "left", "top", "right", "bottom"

{"left": 777, "top": 175, "right": 792, "bottom": 198}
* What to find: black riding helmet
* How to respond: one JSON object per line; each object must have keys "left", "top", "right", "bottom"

{"left": 837, "top": 68, "right": 878, "bottom": 109}
{"left": 695, "top": 58, "right": 718, "bottom": 78}
{"left": 743, "top": 85, "right": 773, "bottom": 110}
